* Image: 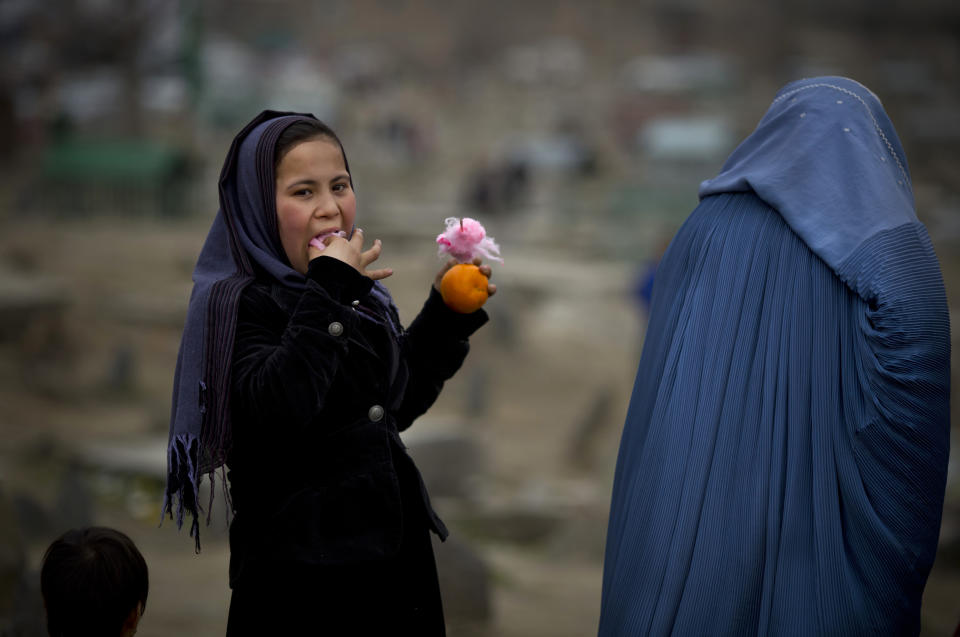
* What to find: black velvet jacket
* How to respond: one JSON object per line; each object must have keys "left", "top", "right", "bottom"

{"left": 226, "top": 256, "right": 486, "bottom": 585}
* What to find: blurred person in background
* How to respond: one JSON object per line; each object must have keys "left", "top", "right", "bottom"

{"left": 40, "top": 526, "right": 148, "bottom": 637}
{"left": 163, "top": 111, "right": 495, "bottom": 635}
{"left": 599, "top": 77, "right": 950, "bottom": 636}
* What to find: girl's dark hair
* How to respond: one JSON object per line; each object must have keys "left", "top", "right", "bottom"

{"left": 40, "top": 527, "right": 149, "bottom": 637}
{"left": 274, "top": 119, "right": 352, "bottom": 182}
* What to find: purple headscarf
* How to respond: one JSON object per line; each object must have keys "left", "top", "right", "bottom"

{"left": 162, "top": 110, "right": 396, "bottom": 550}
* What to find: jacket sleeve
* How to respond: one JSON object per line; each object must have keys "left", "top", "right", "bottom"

{"left": 231, "top": 257, "right": 374, "bottom": 431}
{"left": 394, "top": 287, "right": 488, "bottom": 431}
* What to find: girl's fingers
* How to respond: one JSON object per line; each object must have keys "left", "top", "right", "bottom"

{"left": 366, "top": 267, "right": 394, "bottom": 281}
{"left": 319, "top": 235, "right": 357, "bottom": 267}
{"left": 360, "top": 239, "right": 383, "bottom": 268}
{"left": 359, "top": 239, "right": 392, "bottom": 280}
{"left": 349, "top": 227, "right": 365, "bottom": 247}
{"left": 433, "top": 258, "right": 457, "bottom": 291}
{"left": 488, "top": 282, "right": 497, "bottom": 297}
{"left": 468, "top": 258, "right": 493, "bottom": 280}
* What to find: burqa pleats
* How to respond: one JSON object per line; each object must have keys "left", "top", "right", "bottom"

{"left": 599, "top": 192, "right": 949, "bottom": 636}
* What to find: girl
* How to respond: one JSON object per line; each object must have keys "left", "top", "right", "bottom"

{"left": 163, "top": 111, "right": 495, "bottom": 635}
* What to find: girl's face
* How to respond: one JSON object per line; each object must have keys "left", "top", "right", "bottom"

{"left": 274, "top": 137, "right": 356, "bottom": 275}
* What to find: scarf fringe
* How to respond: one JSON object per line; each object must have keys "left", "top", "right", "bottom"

{"left": 160, "top": 432, "right": 234, "bottom": 554}
{"left": 160, "top": 433, "right": 200, "bottom": 551}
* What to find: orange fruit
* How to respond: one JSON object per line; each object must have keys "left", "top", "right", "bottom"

{"left": 440, "top": 263, "right": 489, "bottom": 313}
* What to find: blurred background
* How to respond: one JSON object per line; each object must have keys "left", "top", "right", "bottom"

{"left": 1, "top": 0, "right": 958, "bottom": 635}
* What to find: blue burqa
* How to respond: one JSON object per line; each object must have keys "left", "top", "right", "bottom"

{"left": 599, "top": 77, "right": 950, "bottom": 636}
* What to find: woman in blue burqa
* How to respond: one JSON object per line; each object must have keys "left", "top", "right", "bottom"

{"left": 599, "top": 77, "right": 950, "bottom": 636}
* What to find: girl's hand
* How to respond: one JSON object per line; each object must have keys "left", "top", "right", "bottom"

{"left": 311, "top": 228, "right": 394, "bottom": 281}
{"left": 434, "top": 257, "right": 497, "bottom": 297}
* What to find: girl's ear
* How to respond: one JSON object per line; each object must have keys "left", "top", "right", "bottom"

{"left": 121, "top": 602, "right": 144, "bottom": 637}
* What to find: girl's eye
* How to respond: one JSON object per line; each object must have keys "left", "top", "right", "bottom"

{"left": 293, "top": 188, "right": 312, "bottom": 197}
{"left": 332, "top": 183, "right": 346, "bottom": 193}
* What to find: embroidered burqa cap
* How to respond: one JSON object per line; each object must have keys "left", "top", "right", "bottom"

{"left": 699, "top": 76, "right": 916, "bottom": 276}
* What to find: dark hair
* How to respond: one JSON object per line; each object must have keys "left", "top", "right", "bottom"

{"left": 40, "top": 527, "right": 149, "bottom": 637}
{"left": 274, "top": 119, "right": 352, "bottom": 183}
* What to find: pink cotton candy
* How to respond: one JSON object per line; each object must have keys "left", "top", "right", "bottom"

{"left": 436, "top": 217, "right": 503, "bottom": 263}
{"left": 309, "top": 230, "right": 346, "bottom": 250}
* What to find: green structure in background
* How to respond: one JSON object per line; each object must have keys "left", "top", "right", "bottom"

{"left": 37, "top": 140, "right": 192, "bottom": 216}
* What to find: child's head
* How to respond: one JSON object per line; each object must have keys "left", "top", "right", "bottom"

{"left": 273, "top": 119, "right": 357, "bottom": 274}
{"left": 40, "top": 527, "right": 148, "bottom": 637}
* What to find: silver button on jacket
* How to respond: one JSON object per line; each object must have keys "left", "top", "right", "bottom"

{"left": 368, "top": 404, "right": 385, "bottom": 422}
{"left": 327, "top": 321, "right": 344, "bottom": 337}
